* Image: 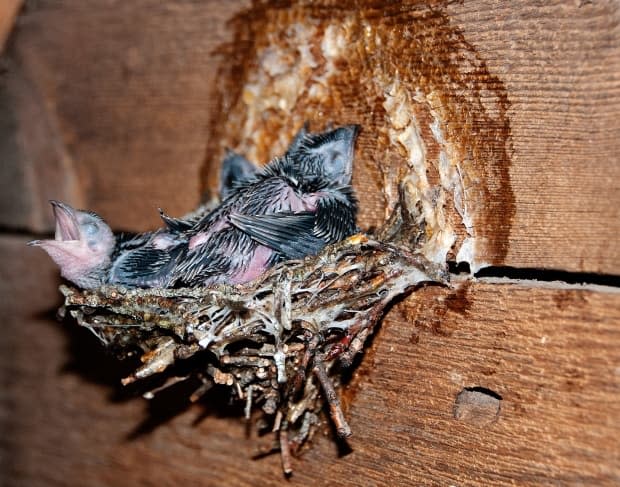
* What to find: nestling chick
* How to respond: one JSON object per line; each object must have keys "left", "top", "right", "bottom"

{"left": 28, "top": 201, "right": 116, "bottom": 289}
{"left": 218, "top": 123, "right": 308, "bottom": 201}
{"left": 30, "top": 125, "right": 359, "bottom": 290}
{"left": 219, "top": 149, "right": 259, "bottom": 200}
{"left": 107, "top": 228, "right": 186, "bottom": 288}
{"left": 114, "top": 150, "right": 263, "bottom": 286}
{"left": 28, "top": 147, "right": 260, "bottom": 288}
{"left": 170, "top": 124, "right": 359, "bottom": 287}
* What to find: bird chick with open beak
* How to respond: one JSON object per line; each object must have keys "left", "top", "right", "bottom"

{"left": 28, "top": 200, "right": 192, "bottom": 289}
{"left": 28, "top": 201, "right": 116, "bottom": 289}
{"left": 30, "top": 125, "right": 359, "bottom": 290}
{"left": 170, "top": 124, "right": 359, "bottom": 287}
{"left": 28, "top": 149, "right": 263, "bottom": 289}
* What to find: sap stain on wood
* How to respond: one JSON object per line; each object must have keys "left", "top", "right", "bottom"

{"left": 201, "top": 1, "right": 515, "bottom": 268}
{"left": 397, "top": 282, "right": 472, "bottom": 338}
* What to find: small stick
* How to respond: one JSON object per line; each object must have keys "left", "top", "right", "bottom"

{"left": 290, "top": 411, "right": 317, "bottom": 451}
{"left": 292, "top": 334, "right": 319, "bottom": 396}
{"left": 142, "top": 375, "right": 189, "bottom": 399}
{"left": 272, "top": 410, "right": 283, "bottom": 432}
{"left": 279, "top": 425, "right": 293, "bottom": 475}
{"left": 244, "top": 384, "right": 253, "bottom": 420}
{"left": 189, "top": 379, "right": 213, "bottom": 403}
{"left": 312, "top": 355, "right": 351, "bottom": 438}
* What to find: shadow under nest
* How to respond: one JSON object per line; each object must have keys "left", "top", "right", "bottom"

{"left": 59, "top": 190, "right": 449, "bottom": 474}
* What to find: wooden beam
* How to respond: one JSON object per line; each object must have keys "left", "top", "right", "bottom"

{"left": 447, "top": 0, "right": 620, "bottom": 274}
{"left": 1, "top": 1, "right": 619, "bottom": 485}
{"left": 1, "top": 0, "right": 249, "bottom": 232}
{"left": 1, "top": 1, "right": 618, "bottom": 273}
{"left": 2, "top": 236, "right": 618, "bottom": 485}
{"left": 197, "top": 0, "right": 620, "bottom": 275}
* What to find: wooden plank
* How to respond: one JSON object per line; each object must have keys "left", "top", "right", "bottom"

{"left": 446, "top": 0, "right": 620, "bottom": 274}
{"left": 2, "top": 236, "right": 619, "bottom": 485}
{"left": 321, "top": 281, "right": 620, "bottom": 485}
{"left": 1, "top": 0, "right": 249, "bottom": 232}
{"left": 0, "top": 56, "right": 83, "bottom": 232}
{"left": 0, "top": 0, "right": 22, "bottom": 52}
{"left": 2, "top": 0, "right": 618, "bottom": 272}
{"left": 197, "top": 0, "right": 620, "bottom": 275}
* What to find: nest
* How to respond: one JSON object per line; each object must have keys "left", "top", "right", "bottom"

{"left": 59, "top": 203, "right": 448, "bottom": 474}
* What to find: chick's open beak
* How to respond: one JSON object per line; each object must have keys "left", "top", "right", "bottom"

{"left": 27, "top": 201, "right": 81, "bottom": 247}
{"left": 50, "top": 200, "right": 80, "bottom": 241}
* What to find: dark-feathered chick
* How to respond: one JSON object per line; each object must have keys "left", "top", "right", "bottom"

{"left": 27, "top": 200, "right": 185, "bottom": 288}
{"left": 29, "top": 148, "right": 262, "bottom": 289}
{"left": 31, "top": 125, "right": 359, "bottom": 290}
{"left": 169, "top": 124, "right": 359, "bottom": 287}
{"left": 219, "top": 149, "right": 259, "bottom": 200}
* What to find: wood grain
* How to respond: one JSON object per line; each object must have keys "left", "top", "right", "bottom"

{"left": 1, "top": 1, "right": 619, "bottom": 486}
{"left": 198, "top": 0, "right": 620, "bottom": 275}
{"left": 0, "top": 0, "right": 617, "bottom": 273}
{"left": 446, "top": 0, "right": 620, "bottom": 274}
{"left": 1, "top": 0, "right": 249, "bottom": 232}
{"left": 2, "top": 236, "right": 619, "bottom": 486}
{"left": 0, "top": 0, "right": 22, "bottom": 52}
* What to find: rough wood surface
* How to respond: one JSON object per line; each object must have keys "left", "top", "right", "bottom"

{"left": 1, "top": 0, "right": 618, "bottom": 273}
{"left": 198, "top": 0, "right": 620, "bottom": 275}
{"left": 0, "top": 0, "right": 22, "bottom": 52}
{"left": 1, "top": 1, "right": 620, "bottom": 486}
{"left": 0, "top": 0, "right": 249, "bottom": 232}
{"left": 447, "top": 0, "right": 620, "bottom": 275}
{"left": 2, "top": 236, "right": 619, "bottom": 486}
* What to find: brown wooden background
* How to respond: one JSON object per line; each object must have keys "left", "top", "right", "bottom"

{"left": 1, "top": 1, "right": 618, "bottom": 485}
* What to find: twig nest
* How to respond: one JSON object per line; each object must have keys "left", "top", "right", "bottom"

{"left": 60, "top": 234, "right": 448, "bottom": 473}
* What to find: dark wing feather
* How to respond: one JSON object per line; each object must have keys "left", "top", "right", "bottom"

{"left": 168, "top": 228, "right": 249, "bottom": 287}
{"left": 228, "top": 212, "right": 325, "bottom": 260}
{"left": 313, "top": 187, "right": 358, "bottom": 244}
{"left": 158, "top": 209, "right": 196, "bottom": 232}
{"left": 115, "top": 232, "right": 147, "bottom": 251}
{"left": 110, "top": 246, "right": 182, "bottom": 287}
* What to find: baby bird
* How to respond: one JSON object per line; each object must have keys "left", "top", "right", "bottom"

{"left": 28, "top": 200, "right": 116, "bottom": 289}
{"left": 29, "top": 148, "right": 262, "bottom": 289}
{"left": 27, "top": 200, "right": 188, "bottom": 288}
{"left": 219, "top": 149, "right": 259, "bottom": 200}
{"left": 157, "top": 149, "right": 259, "bottom": 232}
{"left": 169, "top": 124, "right": 359, "bottom": 287}
{"left": 31, "top": 125, "right": 359, "bottom": 290}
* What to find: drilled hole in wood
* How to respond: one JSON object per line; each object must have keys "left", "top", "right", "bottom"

{"left": 453, "top": 387, "right": 502, "bottom": 426}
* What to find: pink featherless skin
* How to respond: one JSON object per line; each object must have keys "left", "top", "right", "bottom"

{"left": 27, "top": 201, "right": 116, "bottom": 289}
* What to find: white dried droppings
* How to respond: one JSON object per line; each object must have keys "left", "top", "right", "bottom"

{"left": 427, "top": 101, "right": 480, "bottom": 268}
{"left": 321, "top": 23, "right": 348, "bottom": 60}
{"left": 382, "top": 79, "right": 459, "bottom": 265}
{"left": 239, "top": 22, "right": 322, "bottom": 161}
{"left": 274, "top": 349, "right": 287, "bottom": 384}
{"left": 456, "top": 237, "right": 490, "bottom": 274}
